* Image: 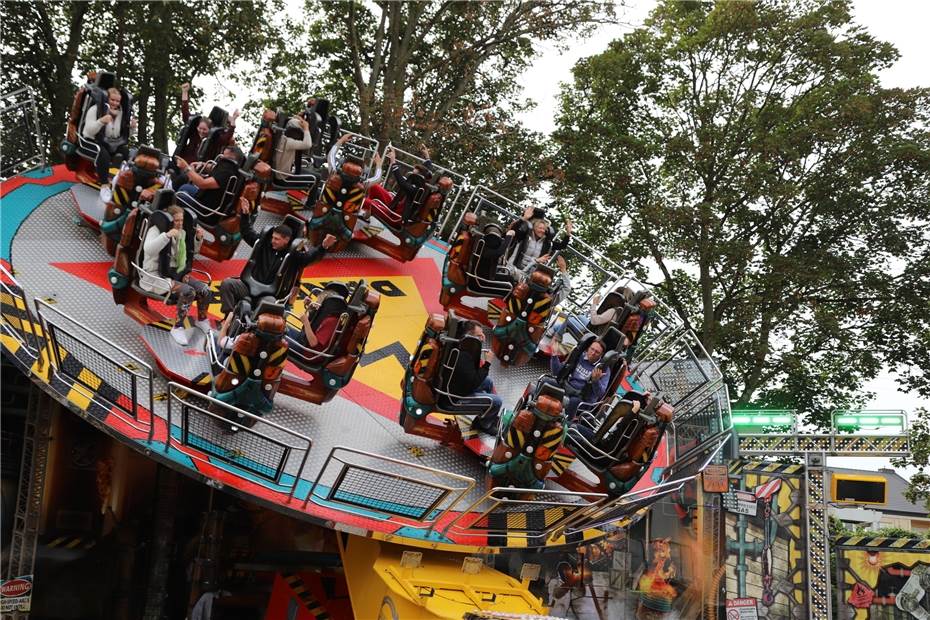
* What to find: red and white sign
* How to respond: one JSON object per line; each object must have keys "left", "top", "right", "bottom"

{"left": 726, "top": 597, "right": 759, "bottom": 620}
{"left": 754, "top": 478, "right": 783, "bottom": 500}
{"left": 1, "top": 575, "right": 33, "bottom": 612}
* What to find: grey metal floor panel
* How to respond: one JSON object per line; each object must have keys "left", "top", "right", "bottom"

{"left": 10, "top": 189, "right": 542, "bottom": 504}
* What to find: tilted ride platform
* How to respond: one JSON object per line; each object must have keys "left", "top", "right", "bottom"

{"left": 1, "top": 166, "right": 732, "bottom": 554}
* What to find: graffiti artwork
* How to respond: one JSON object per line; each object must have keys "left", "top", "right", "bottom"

{"left": 835, "top": 537, "right": 930, "bottom": 619}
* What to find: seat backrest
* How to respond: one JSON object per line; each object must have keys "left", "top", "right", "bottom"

{"left": 280, "top": 215, "right": 307, "bottom": 240}
{"left": 556, "top": 332, "right": 597, "bottom": 384}
{"left": 324, "top": 281, "right": 352, "bottom": 299}
{"left": 252, "top": 299, "right": 285, "bottom": 320}
{"left": 310, "top": 295, "right": 349, "bottom": 331}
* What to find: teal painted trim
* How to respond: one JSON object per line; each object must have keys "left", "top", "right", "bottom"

{"left": 1, "top": 182, "right": 73, "bottom": 260}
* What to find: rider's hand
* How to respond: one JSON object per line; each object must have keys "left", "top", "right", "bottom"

{"left": 230, "top": 108, "right": 240, "bottom": 124}
{"left": 181, "top": 82, "right": 190, "bottom": 94}
{"left": 591, "top": 367, "right": 604, "bottom": 382}
{"left": 130, "top": 117, "right": 138, "bottom": 130}
{"left": 321, "top": 234, "right": 337, "bottom": 250}
{"left": 522, "top": 206, "right": 535, "bottom": 220}
{"left": 418, "top": 143, "right": 430, "bottom": 158}
{"left": 536, "top": 254, "right": 550, "bottom": 264}
{"left": 556, "top": 255, "right": 568, "bottom": 273}
{"left": 100, "top": 114, "right": 114, "bottom": 125}
{"left": 139, "top": 188, "right": 155, "bottom": 203}
{"left": 195, "top": 227, "right": 204, "bottom": 241}
{"left": 166, "top": 228, "right": 181, "bottom": 239}
{"left": 337, "top": 133, "right": 352, "bottom": 145}
{"left": 237, "top": 198, "right": 251, "bottom": 215}
{"left": 373, "top": 152, "right": 382, "bottom": 167}
{"left": 564, "top": 219, "right": 573, "bottom": 235}
{"left": 175, "top": 157, "right": 189, "bottom": 171}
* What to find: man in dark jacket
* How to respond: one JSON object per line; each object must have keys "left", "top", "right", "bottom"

{"left": 550, "top": 338, "right": 611, "bottom": 421}
{"left": 218, "top": 200, "right": 336, "bottom": 315}
{"left": 448, "top": 320, "right": 502, "bottom": 433}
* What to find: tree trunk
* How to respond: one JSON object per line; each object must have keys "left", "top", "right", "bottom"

{"left": 698, "top": 201, "right": 716, "bottom": 356}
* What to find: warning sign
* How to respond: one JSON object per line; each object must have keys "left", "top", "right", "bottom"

{"left": 725, "top": 597, "right": 759, "bottom": 619}
{"left": 1, "top": 575, "right": 33, "bottom": 612}
{"left": 722, "top": 490, "right": 758, "bottom": 516}
{"left": 702, "top": 464, "right": 729, "bottom": 493}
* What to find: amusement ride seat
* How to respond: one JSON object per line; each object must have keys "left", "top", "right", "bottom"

{"left": 431, "top": 327, "right": 498, "bottom": 417}
{"left": 66, "top": 71, "right": 134, "bottom": 172}
{"left": 491, "top": 263, "right": 556, "bottom": 367}
{"left": 463, "top": 223, "right": 514, "bottom": 299}
{"left": 238, "top": 214, "right": 308, "bottom": 309}
{"left": 175, "top": 152, "right": 247, "bottom": 227}
{"left": 565, "top": 391, "right": 674, "bottom": 495}
{"left": 209, "top": 299, "right": 289, "bottom": 420}
{"left": 279, "top": 280, "right": 380, "bottom": 402}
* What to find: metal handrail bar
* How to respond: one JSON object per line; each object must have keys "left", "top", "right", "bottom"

{"left": 441, "top": 487, "right": 607, "bottom": 538}
{"left": 166, "top": 382, "right": 313, "bottom": 501}
{"left": 304, "top": 446, "right": 475, "bottom": 534}
{"left": 34, "top": 298, "right": 155, "bottom": 441}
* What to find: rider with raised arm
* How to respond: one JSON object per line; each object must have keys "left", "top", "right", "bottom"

{"left": 505, "top": 206, "right": 573, "bottom": 280}
{"left": 217, "top": 200, "right": 337, "bottom": 317}
{"left": 364, "top": 143, "right": 433, "bottom": 216}
{"left": 177, "top": 82, "right": 238, "bottom": 164}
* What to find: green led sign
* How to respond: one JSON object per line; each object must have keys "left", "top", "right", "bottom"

{"left": 832, "top": 411, "right": 906, "bottom": 433}
{"left": 731, "top": 409, "right": 797, "bottom": 433}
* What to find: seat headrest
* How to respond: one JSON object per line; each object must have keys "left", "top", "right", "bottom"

{"left": 95, "top": 71, "right": 116, "bottom": 90}
{"left": 253, "top": 300, "right": 285, "bottom": 319}
{"left": 324, "top": 281, "right": 351, "bottom": 299}
{"left": 529, "top": 268, "right": 553, "bottom": 289}
{"left": 602, "top": 326, "right": 624, "bottom": 352}
{"left": 149, "top": 209, "right": 172, "bottom": 233}
{"left": 483, "top": 223, "right": 503, "bottom": 237}
{"left": 437, "top": 176, "right": 454, "bottom": 193}
{"left": 348, "top": 281, "right": 368, "bottom": 306}
{"left": 535, "top": 394, "right": 563, "bottom": 418}
{"left": 281, "top": 215, "right": 306, "bottom": 240}
{"left": 151, "top": 189, "right": 175, "bottom": 211}
{"left": 458, "top": 334, "right": 483, "bottom": 358}
{"left": 208, "top": 106, "right": 228, "bottom": 128}
{"left": 342, "top": 161, "right": 363, "bottom": 177}
{"left": 537, "top": 381, "right": 566, "bottom": 402}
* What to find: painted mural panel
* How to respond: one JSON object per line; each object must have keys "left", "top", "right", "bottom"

{"left": 719, "top": 460, "right": 809, "bottom": 619}
{"left": 835, "top": 537, "right": 930, "bottom": 619}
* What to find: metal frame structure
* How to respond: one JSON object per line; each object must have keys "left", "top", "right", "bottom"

{"left": 0, "top": 87, "right": 45, "bottom": 179}
{"left": 738, "top": 417, "right": 911, "bottom": 620}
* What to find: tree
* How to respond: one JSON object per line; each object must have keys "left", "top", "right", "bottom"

{"left": 1, "top": 1, "right": 279, "bottom": 160}
{"left": 552, "top": 0, "right": 930, "bottom": 425}
{"left": 256, "top": 0, "right": 613, "bottom": 200}
{"left": 892, "top": 408, "right": 930, "bottom": 513}
{"left": 1, "top": 1, "right": 94, "bottom": 159}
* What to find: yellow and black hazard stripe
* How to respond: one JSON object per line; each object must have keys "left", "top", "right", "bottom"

{"left": 732, "top": 460, "right": 804, "bottom": 476}
{"left": 835, "top": 536, "right": 930, "bottom": 550}
{"left": 528, "top": 295, "right": 553, "bottom": 322}
{"left": 550, "top": 451, "right": 575, "bottom": 476}
{"left": 281, "top": 572, "right": 330, "bottom": 620}
{"left": 46, "top": 534, "right": 96, "bottom": 551}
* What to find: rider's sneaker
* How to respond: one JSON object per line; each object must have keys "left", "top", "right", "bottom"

{"left": 170, "top": 325, "right": 189, "bottom": 346}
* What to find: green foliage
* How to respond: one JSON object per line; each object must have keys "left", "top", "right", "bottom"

{"left": 552, "top": 0, "right": 930, "bottom": 427}
{"left": 892, "top": 407, "right": 930, "bottom": 513}
{"left": 256, "top": 0, "right": 612, "bottom": 200}
{"left": 2, "top": 0, "right": 279, "bottom": 159}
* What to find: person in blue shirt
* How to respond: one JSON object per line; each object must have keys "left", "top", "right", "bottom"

{"left": 550, "top": 338, "right": 610, "bottom": 420}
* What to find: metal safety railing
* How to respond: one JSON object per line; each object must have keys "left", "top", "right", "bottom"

{"left": 0, "top": 87, "right": 45, "bottom": 179}
{"left": 33, "top": 298, "right": 156, "bottom": 441}
{"left": 0, "top": 265, "right": 42, "bottom": 356}
{"left": 165, "top": 382, "right": 312, "bottom": 500}
{"left": 304, "top": 446, "right": 475, "bottom": 533}
{"left": 442, "top": 488, "right": 608, "bottom": 543}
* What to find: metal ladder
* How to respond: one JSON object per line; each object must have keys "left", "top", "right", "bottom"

{"left": 5, "top": 386, "right": 53, "bottom": 588}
